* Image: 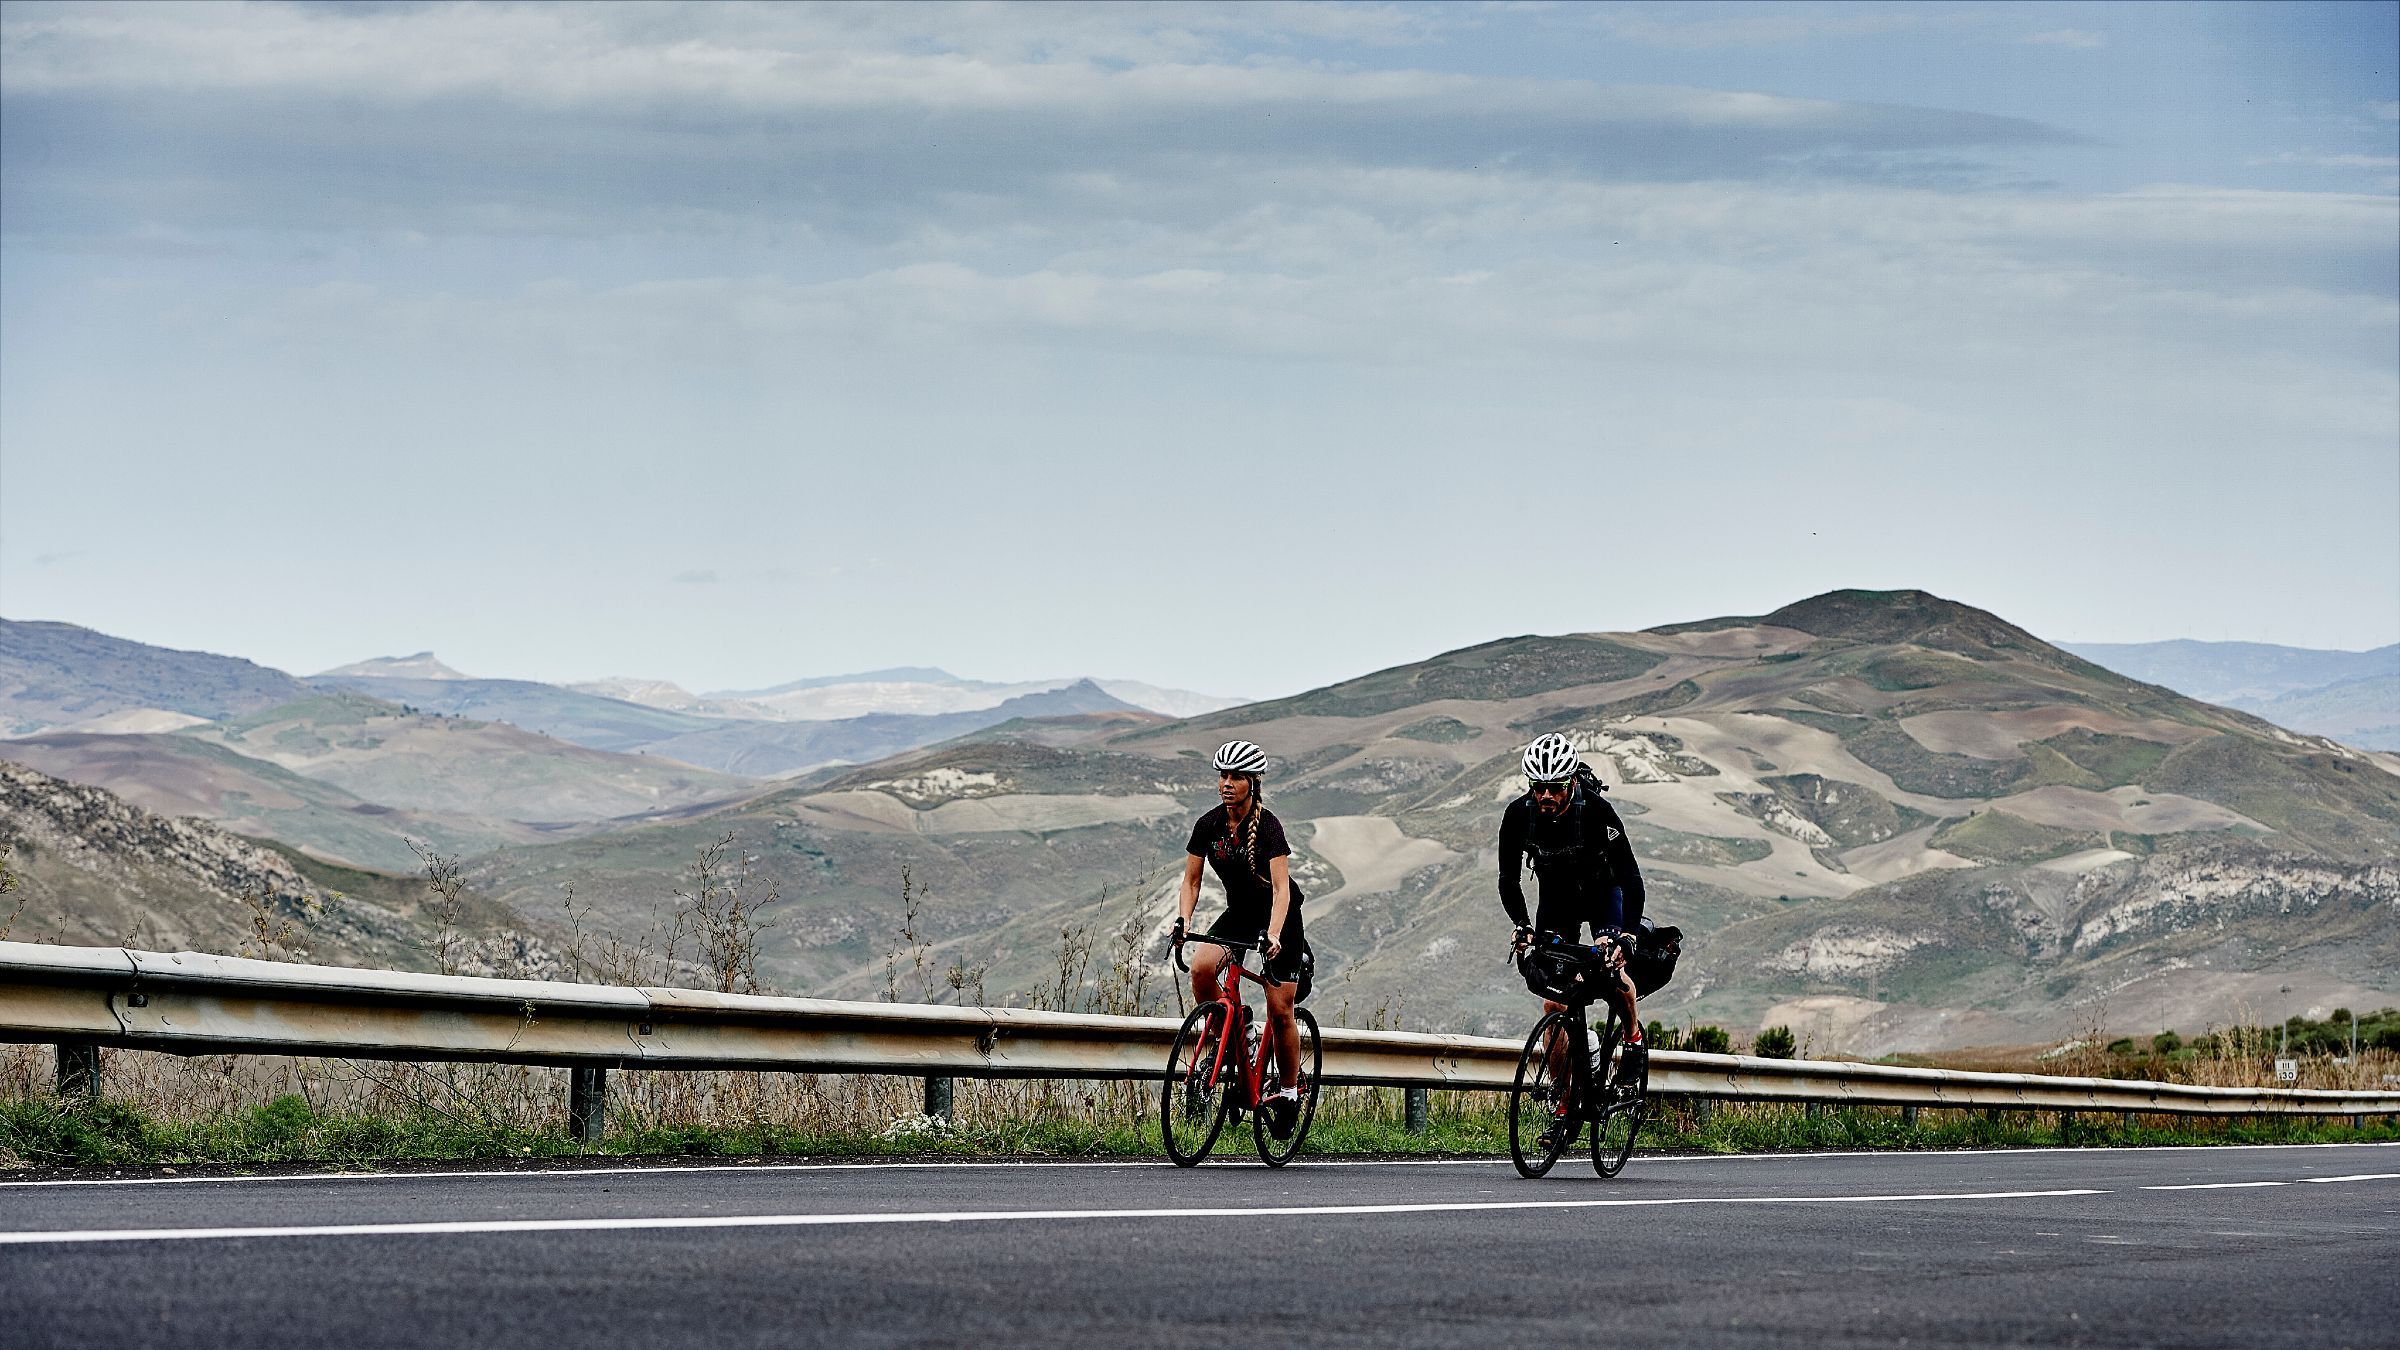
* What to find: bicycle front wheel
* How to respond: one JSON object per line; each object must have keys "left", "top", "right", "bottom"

{"left": 1592, "top": 1021, "right": 1648, "bottom": 1177}
{"left": 1161, "top": 1002, "right": 1234, "bottom": 1166}
{"left": 1508, "top": 1010, "right": 1576, "bottom": 1179}
{"left": 1254, "top": 1007, "right": 1322, "bottom": 1168}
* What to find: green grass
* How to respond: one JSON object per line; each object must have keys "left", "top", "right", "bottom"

{"left": 2038, "top": 729, "right": 2171, "bottom": 789}
{"left": 1389, "top": 717, "right": 1483, "bottom": 744}
{"left": 6, "top": 1093, "right": 2392, "bottom": 1172}
{"left": 1931, "top": 809, "right": 2107, "bottom": 864}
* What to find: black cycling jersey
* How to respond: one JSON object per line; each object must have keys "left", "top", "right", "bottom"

{"left": 1497, "top": 786, "right": 1645, "bottom": 940}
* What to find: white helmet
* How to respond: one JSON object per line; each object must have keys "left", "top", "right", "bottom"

{"left": 1521, "top": 733, "right": 1579, "bottom": 784}
{"left": 1212, "top": 739, "right": 1268, "bottom": 774}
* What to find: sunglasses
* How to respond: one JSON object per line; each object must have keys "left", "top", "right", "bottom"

{"left": 1528, "top": 781, "right": 1573, "bottom": 797}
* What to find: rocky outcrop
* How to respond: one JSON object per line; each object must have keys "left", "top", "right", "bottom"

{"left": 2, "top": 758, "right": 322, "bottom": 913}
{"left": 2068, "top": 843, "right": 2400, "bottom": 953}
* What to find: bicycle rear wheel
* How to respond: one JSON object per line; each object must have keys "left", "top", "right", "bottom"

{"left": 1161, "top": 1002, "right": 1234, "bottom": 1166}
{"left": 1508, "top": 1010, "right": 1577, "bottom": 1179}
{"left": 1591, "top": 1016, "right": 1648, "bottom": 1177}
{"left": 1254, "top": 1008, "right": 1322, "bottom": 1168}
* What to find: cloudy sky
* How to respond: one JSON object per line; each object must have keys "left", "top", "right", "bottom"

{"left": 2, "top": 1, "right": 2394, "bottom": 698}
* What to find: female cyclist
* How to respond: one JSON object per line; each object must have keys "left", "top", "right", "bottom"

{"left": 1171, "top": 739, "right": 1312, "bottom": 1136}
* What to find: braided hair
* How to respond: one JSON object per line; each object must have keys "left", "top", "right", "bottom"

{"left": 1239, "top": 775, "right": 1266, "bottom": 879}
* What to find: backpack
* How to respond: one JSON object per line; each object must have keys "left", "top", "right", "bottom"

{"left": 1519, "top": 762, "right": 1616, "bottom": 875}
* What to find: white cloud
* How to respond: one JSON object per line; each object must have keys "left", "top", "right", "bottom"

{"left": 1583, "top": 6, "right": 1958, "bottom": 49}
{"left": 2021, "top": 28, "right": 2107, "bottom": 50}
{"left": 2251, "top": 151, "right": 2400, "bottom": 172}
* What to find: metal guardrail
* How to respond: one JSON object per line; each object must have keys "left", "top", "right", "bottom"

{"left": 5, "top": 941, "right": 2396, "bottom": 1136}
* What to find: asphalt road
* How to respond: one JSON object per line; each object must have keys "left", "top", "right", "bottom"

{"left": 3, "top": 1144, "right": 2394, "bottom": 1349}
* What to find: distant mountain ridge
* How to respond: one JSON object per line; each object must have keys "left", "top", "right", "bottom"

{"left": 2068, "top": 639, "right": 2399, "bottom": 750}
{"left": 2065, "top": 639, "right": 2396, "bottom": 703}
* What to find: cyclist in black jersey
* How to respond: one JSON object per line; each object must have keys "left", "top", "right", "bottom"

{"left": 1501, "top": 732, "right": 1649, "bottom": 1079}
{"left": 1172, "top": 739, "right": 1311, "bottom": 1138}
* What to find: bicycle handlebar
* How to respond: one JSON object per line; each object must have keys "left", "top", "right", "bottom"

{"left": 1507, "top": 927, "right": 1633, "bottom": 963}
{"left": 1172, "top": 929, "right": 1283, "bottom": 987}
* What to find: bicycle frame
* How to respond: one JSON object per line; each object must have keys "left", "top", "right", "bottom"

{"left": 1178, "top": 933, "right": 1284, "bottom": 1112}
{"left": 1522, "top": 931, "right": 1637, "bottom": 1121}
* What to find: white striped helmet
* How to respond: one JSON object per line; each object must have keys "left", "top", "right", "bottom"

{"left": 1212, "top": 740, "right": 1268, "bottom": 775}
{"left": 1521, "top": 733, "right": 1579, "bottom": 784}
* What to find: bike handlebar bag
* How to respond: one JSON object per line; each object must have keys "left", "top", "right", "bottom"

{"left": 1517, "top": 945, "right": 1605, "bottom": 1003}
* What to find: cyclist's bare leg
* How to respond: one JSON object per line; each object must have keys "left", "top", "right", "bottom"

{"left": 1188, "top": 944, "right": 1223, "bottom": 1006}
{"left": 1264, "top": 977, "right": 1300, "bottom": 1091}
{"left": 1540, "top": 996, "right": 1571, "bottom": 1086}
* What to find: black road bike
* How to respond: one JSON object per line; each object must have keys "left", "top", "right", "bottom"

{"left": 1507, "top": 931, "right": 1650, "bottom": 1179}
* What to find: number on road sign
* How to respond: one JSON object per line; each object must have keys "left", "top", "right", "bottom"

{"left": 2273, "top": 1058, "right": 2298, "bottom": 1083}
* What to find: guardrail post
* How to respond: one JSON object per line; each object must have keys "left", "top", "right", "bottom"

{"left": 568, "top": 1066, "right": 607, "bottom": 1145}
{"left": 1805, "top": 1101, "right": 1825, "bottom": 1122}
{"left": 923, "top": 1075, "right": 953, "bottom": 1122}
{"left": 1692, "top": 1098, "right": 1713, "bottom": 1128}
{"left": 2120, "top": 1111, "right": 2134, "bottom": 1131}
{"left": 1404, "top": 1087, "right": 1429, "bottom": 1135}
{"left": 55, "top": 1043, "right": 99, "bottom": 1100}
{"left": 2059, "top": 1110, "right": 2075, "bottom": 1142}
{"left": 1900, "top": 1105, "right": 1918, "bottom": 1130}
{"left": 1985, "top": 1107, "right": 2001, "bottom": 1126}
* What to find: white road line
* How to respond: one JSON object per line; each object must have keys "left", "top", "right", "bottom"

{"left": 2143, "top": 1173, "right": 2398, "bottom": 1191}
{"left": 3, "top": 1140, "right": 2389, "bottom": 1190}
{"left": 0, "top": 1188, "right": 2108, "bottom": 1246}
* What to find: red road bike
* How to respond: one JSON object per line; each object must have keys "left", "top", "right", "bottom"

{"left": 1162, "top": 932, "right": 1322, "bottom": 1167}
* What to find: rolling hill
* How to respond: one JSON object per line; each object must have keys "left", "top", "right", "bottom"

{"left": 0, "top": 732, "right": 538, "bottom": 872}
{"left": 0, "top": 618, "right": 311, "bottom": 735}
{"left": 10, "top": 593, "right": 2391, "bottom": 1053}
{"left": 452, "top": 590, "right": 2400, "bottom": 1051}
{"left": 177, "top": 692, "right": 761, "bottom": 825}
{"left": 627, "top": 679, "right": 1145, "bottom": 777}
{"left": 308, "top": 673, "right": 728, "bottom": 754}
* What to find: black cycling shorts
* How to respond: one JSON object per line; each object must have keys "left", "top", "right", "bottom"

{"left": 1205, "top": 909, "right": 1312, "bottom": 1000}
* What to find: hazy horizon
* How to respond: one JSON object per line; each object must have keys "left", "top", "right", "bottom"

{"left": 4, "top": 599, "right": 2392, "bottom": 708}
{"left": 4, "top": 2, "right": 2394, "bottom": 696}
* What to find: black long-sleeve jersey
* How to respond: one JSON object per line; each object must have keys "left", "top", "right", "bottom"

{"left": 1497, "top": 788, "right": 1645, "bottom": 940}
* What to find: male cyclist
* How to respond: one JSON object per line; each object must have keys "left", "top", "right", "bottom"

{"left": 1500, "top": 732, "right": 1650, "bottom": 1084}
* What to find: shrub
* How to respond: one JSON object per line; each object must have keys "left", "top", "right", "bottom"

{"left": 2151, "top": 1031, "right": 2182, "bottom": 1056}
{"left": 1645, "top": 1021, "right": 1681, "bottom": 1052}
{"left": 1754, "top": 1026, "right": 1797, "bottom": 1059}
{"left": 1688, "top": 1026, "right": 1732, "bottom": 1055}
